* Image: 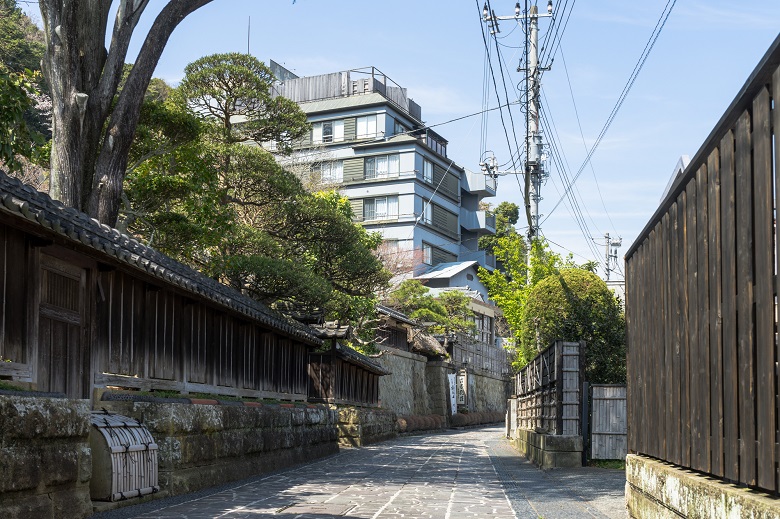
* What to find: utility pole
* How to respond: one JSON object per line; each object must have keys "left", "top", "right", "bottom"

{"left": 482, "top": 1, "right": 553, "bottom": 275}
{"left": 603, "top": 233, "right": 622, "bottom": 281}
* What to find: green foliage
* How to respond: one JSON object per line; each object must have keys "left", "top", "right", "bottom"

{"left": 523, "top": 269, "right": 626, "bottom": 383}
{"left": 0, "top": 68, "right": 42, "bottom": 171}
{"left": 123, "top": 53, "right": 389, "bottom": 324}
{"left": 478, "top": 201, "right": 520, "bottom": 256}
{"left": 0, "top": 0, "right": 45, "bottom": 74}
{"left": 178, "top": 53, "right": 309, "bottom": 152}
{"left": 386, "top": 280, "right": 476, "bottom": 341}
{"left": 479, "top": 237, "right": 624, "bottom": 381}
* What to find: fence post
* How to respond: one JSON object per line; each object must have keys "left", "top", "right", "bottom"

{"left": 581, "top": 381, "right": 590, "bottom": 465}
{"left": 555, "top": 341, "right": 563, "bottom": 435}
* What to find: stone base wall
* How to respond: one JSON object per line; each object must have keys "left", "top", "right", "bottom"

{"left": 511, "top": 429, "right": 582, "bottom": 469}
{"left": 471, "top": 371, "right": 511, "bottom": 412}
{"left": 0, "top": 395, "right": 92, "bottom": 519}
{"left": 626, "top": 454, "right": 780, "bottom": 518}
{"left": 338, "top": 407, "right": 397, "bottom": 447}
{"left": 425, "top": 361, "right": 454, "bottom": 418}
{"left": 375, "top": 348, "right": 431, "bottom": 416}
{"left": 102, "top": 401, "right": 339, "bottom": 496}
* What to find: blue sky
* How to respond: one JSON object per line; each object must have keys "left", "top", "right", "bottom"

{"left": 28, "top": 1, "right": 780, "bottom": 279}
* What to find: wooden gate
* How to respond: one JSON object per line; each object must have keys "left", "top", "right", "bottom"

{"left": 37, "top": 254, "right": 89, "bottom": 398}
{"left": 590, "top": 384, "right": 627, "bottom": 460}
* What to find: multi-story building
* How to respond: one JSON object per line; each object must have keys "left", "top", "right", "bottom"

{"left": 271, "top": 64, "right": 497, "bottom": 274}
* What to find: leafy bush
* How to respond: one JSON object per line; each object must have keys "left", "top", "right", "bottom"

{"left": 521, "top": 268, "right": 626, "bottom": 383}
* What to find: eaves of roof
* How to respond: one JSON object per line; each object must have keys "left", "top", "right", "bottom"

{"left": 0, "top": 172, "right": 321, "bottom": 346}
{"left": 334, "top": 343, "right": 390, "bottom": 375}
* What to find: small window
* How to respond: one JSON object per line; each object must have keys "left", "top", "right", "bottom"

{"left": 363, "top": 196, "right": 399, "bottom": 221}
{"left": 423, "top": 159, "right": 433, "bottom": 183}
{"left": 322, "top": 121, "right": 333, "bottom": 143}
{"left": 466, "top": 273, "right": 474, "bottom": 281}
{"left": 422, "top": 203, "right": 432, "bottom": 224}
{"left": 422, "top": 243, "right": 432, "bottom": 265}
{"left": 356, "top": 115, "right": 377, "bottom": 138}
{"left": 365, "top": 154, "right": 400, "bottom": 179}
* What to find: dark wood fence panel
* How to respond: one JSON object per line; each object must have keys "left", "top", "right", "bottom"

{"left": 0, "top": 226, "right": 30, "bottom": 372}
{"left": 512, "top": 341, "right": 583, "bottom": 435}
{"left": 625, "top": 37, "right": 780, "bottom": 494}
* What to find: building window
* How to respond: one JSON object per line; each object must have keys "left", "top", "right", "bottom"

{"left": 316, "top": 160, "right": 343, "bottom": 183}
{"left": 422, "top": 203, "right": 432, "bottom": 224}
{"left": 356, "top": 115, "right": 377, "bottom": 139}
{"left": 365, "top": 154, "right": 400, "bottom": 179}
{"left": 422, "top": 243, "right": 432, "bottom": 265}
{"left": 312, "top": 120, "right": 344, "bottom": 144}
{"left": 394, "top": 119, "right": 407, "bottom": 136}
{"left": 363, "top": 196, "right": 398, "bottom": 221}
{"left": 426, "top": 133, "right": 447, "bottom": 156}
{"left": 423, "top": 159, "right": 433, "bottom": 183}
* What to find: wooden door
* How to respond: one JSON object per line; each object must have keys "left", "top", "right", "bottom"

{"left": 37, "top": 254, "right": 89, "bottom": 398}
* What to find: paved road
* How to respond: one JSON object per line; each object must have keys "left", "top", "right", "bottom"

{"left": 96, "top": 426, "right": 626, "bottom": 519}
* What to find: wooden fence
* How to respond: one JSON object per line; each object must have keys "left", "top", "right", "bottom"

{"left": 0, "top": 172, "right": 386, "bottom": 407}
{"left": 590, "top": 385, "right": 626, "bottom": 460}
{"left": 625, "top": 34, "right": 780, "bottom": 494}
{"left": 513, "top": 341, "right": 583, "bottom": 435}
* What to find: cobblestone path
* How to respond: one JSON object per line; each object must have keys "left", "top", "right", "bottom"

{"left": 98, "top": 426, "right": 626, "bottom": 519}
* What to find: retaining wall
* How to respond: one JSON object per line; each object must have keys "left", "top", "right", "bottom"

{"left": 337, "top": 406, "right": 397, "bottom": 447}
{"left": 471, "top": 370, "right": 511, "bottom": 412}
{"left": 0, "top": 394, "right": 92, "bottom": 519}
{"left": 511, "top": 429, "right": 583, "bottom": 469}
{"left": 626, "top": 454, "right": 780, "bottom": 518}
{"left": 375, "top": 348, "right": 431, "bottom": 416}
{"left": 101, "top": 400, "right": 339, "bottom": 496}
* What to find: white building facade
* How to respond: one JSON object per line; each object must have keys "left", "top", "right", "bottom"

{"left": 272, "top": 65, "right": 497, "bottom": 273}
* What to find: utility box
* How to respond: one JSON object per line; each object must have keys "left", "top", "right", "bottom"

{"left": 89, "top": 411, "right": 159, "bottom": 501}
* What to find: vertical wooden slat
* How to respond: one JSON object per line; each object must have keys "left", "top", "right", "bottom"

{"left": 686, "top": 181, "right": 702, "bottom": 470}
{"left": 719, "top": 129, "right": 739, "bottom": 482}
{"left": 662, "top": 212, "right": 674, "bottom": 463}
{"left": 751, "top": 86, "right": 775, "bottom": 491}
{"left": 670, "top": 200, "right": 682, "bottom": 466}
{"left": 707, "top": 147, "right": 724, "bottom": 477}
{"left": 772, "top": 65, "right": 780, "bottom": 492}
{"left": 735, "top": 109, "right": 756, "bottom": 486}
{"left": 695, "top": 164, "right": 711, "bottom": 473}
{"left": 678, "top": 191, "right": 691, "bottom": 467}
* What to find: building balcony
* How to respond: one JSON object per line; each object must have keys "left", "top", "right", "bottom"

{"left": 460, "top": 209, "right": 496, "bottom": 234}
{"left": 459, "top": 249, "right": 496, "bottom": 270}
{"left": 462, "top": 169, "right": 497, "bottom": 197}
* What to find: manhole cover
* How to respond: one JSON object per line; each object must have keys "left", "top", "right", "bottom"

{"left": 277, "top": 503, "right": 355, "bottom": 515}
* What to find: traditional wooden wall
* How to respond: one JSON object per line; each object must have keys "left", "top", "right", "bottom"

{"left": 625, "top": 35, "right": 780, "bottom": 494}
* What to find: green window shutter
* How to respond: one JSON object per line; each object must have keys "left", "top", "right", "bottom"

{"left": 350, "top": 199, "right": 364, "bottom": 222}
{"left": 344, "top": 118, "right": 357, "bottom": 141}
{"left": 432, "top": 204, "right": 458, "bottom": 238}
{"left": 433, "top": 164, "right": 459, "bottom": 200}
{"left": 343, "top": 158, "right": 364, "bottom": 183}
{"left": 431, "top": 246, "right": 457, "bottom": 265}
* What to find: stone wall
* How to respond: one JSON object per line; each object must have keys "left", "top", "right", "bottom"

{"left": 337, "top": 407, "right": 397, "bottom": 447}
{"left": 101, "top": 400, "right": 339, "bottom": 496}
{"left": 375, "top": 348, "right": 431, "bottom": 416}
{"left": 626, "top": 454, "right": 780, "bottom": 518}
{"left": 0, "top": 395, "right": 92, "bottom": 519}
{"left": 373, "top": 349, "right": 510, "bottom": 422}
{"left": 510, "top": 429, "right": 582, "bottom": 469}
{"left": 471, "top": 370, "right": 511, "bottom": 412}
{"left": 425, "top": 361, "right": 454, "bottom": 417}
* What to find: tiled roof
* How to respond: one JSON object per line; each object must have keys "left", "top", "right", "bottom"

{"left": 0, "top": 172, "right": 321, "bottom": 345}
{"left": 334, "top": 343, "right": 390, "bottom": 375}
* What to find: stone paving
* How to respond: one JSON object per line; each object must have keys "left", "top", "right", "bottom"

{"left": 95, "top": 426, "right": 627, "bottom": 519}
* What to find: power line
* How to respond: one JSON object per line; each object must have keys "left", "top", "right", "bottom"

{"left": 544, "top": 0, "right": 677, "bottom": 222}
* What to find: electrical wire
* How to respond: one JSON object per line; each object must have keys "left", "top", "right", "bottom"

{"left": 544, "top": 0, "right": 677, "bottom": 223}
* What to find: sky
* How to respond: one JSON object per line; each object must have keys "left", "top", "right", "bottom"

{"left": 26, "top": 1, "right": 780, "bottom": 281}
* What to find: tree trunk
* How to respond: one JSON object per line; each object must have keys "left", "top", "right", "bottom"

{"left": 40, "top": 0, "right": 214, "bottom": 226}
